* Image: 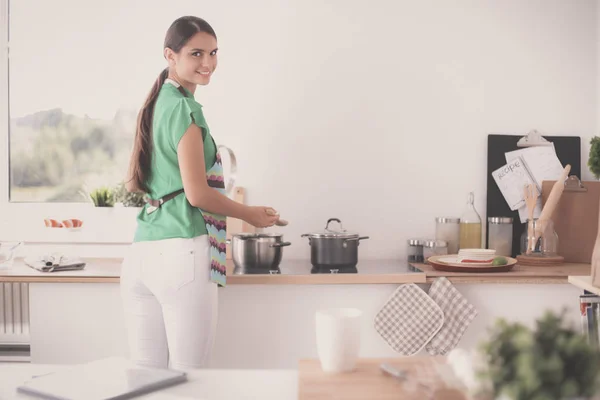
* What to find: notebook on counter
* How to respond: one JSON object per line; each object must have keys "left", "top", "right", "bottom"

{"left": 17, "top": 357, "right": 187, "bottom": 400}
{"left": 24, "top": 254, "right": 86, "bottom": 272}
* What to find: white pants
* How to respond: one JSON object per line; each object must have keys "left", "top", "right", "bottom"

{"left": 120, "top": 235, "right": 218, "bottom": 370}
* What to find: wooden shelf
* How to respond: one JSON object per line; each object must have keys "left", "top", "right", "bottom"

{"left": 415, "top": 262, "right": 591, "bottom": 284}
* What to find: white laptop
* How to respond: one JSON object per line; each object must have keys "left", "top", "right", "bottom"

{"left": 17, "top": 357, "right": 187, "bottom": 400}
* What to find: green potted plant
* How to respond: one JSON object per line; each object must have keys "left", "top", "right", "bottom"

{"left": 589, "top": 136, "right": 600, "bottom": 179}
{"left": 113, "top": 182, "right": 146, "bottom": 208}
{"left": 477, "top": 309, "right": 600, "bottom": 400}
{"left": 89, "top": 186, "right": 115, "bottom": 207}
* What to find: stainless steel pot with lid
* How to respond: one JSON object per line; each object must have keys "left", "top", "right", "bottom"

{"left": 301, "top": 218, "right": 369, "bottom": 272}
{"left": 230, "top": 233, "right": 291, "bottom": 274}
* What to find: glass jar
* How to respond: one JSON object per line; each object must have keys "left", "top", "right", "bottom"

{"left": 0, "top": 242, "right": 22, "bottom": 270}
{"left": 407, "top": 239, "right": 424, "bottom": 263}
{"left": 424, "top": 240, "right": 448, "bottom": 262}
{"left": 487, "top": 217, "right": 513, "bottom": 257}
{"left": 435, "top": 217, "right": 460, "bottom": 254}
{"left": 459, "top": 192, "right": 482, "bottom": 250}
{"left": 520, "top": 219, "right": 559, "bottom": 256}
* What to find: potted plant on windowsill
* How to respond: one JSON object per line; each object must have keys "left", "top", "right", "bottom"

{"left": 113, "top": 182, "right": 145, "bottom": 209}
{"left": 89, "top": 186, "right": 115, "bottom": 207}
{"left": 475, "top": 309, "right": 600, "bottom": 400}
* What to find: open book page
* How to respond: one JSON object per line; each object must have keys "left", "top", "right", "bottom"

{"left": 492, "top": 156, "right": 536, "bottom": 211}
{"left": 505, "top": 145, "right": 564, "bottom": 192}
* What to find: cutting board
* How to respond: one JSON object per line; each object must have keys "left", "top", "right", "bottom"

{"left": 542, "top": 177, "right": 600, "bottom": 263}
{"left": 226, "top": 187, "right": 255, "bottom": 260}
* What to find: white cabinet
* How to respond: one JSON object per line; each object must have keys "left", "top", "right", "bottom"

{"left": 29, "top": 283, "right": 128, "bottom": 364}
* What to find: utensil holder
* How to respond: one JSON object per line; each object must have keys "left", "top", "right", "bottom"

{"left": 520, "top": 218, "right": 559, "bottom": 256}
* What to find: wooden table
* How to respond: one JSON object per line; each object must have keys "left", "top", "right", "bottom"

{"left": 298, "top": 358, "right": 469, "bottom": 400}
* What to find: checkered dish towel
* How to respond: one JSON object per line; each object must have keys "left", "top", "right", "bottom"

{"left": 425, "top": 277, "right": 478, "bottom": 356}
{"left": 374, "top": 283, "right": 444, "bottom": 356}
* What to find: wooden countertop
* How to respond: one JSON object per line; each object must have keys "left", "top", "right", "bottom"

{"left": 0, "top": 259, "right": 426, "bottom": 285}
{"left": 416, "top": 262, "right": 591, "bottom": 284}
{"left": 298, "top": 357, "right": 468, "bottom": 400}
{"left": 0, "top": 258, "right": 591, "bottom": 285}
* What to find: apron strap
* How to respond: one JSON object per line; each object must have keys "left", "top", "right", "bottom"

{"left": 145, "top": 188, "right": 185, "bottom": 208}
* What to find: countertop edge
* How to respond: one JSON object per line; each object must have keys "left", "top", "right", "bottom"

{"left": 568, "top": 275, "right": 600, "bottom": 295}
{"left": 0, "top": 258, "right": 591, "bottom": 285}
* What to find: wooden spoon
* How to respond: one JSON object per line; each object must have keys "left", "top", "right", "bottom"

{"left": 523, "top": 184, "right": 538, "bottom": 254}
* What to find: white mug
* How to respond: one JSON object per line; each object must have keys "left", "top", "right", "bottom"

{"left": 315, "top": 308, "right": 362, "bottom": 373}
{"left": 217, "top": 145, "right": 237, "bottom": 197}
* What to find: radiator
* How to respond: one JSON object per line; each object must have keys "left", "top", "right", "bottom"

{"left": 0, "top": 282, "right": 30, "bottom": 344}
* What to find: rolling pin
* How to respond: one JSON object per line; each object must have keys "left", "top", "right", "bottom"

{"left": 534, "top": 164, "right": 571, "bottom": 240}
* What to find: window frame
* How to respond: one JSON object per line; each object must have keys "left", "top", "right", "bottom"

{"left": 0, "top": 0, "right": 138, "bottom": 244}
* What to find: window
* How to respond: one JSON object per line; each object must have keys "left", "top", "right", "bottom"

{"left": 7, "top": 0, "right": 149, "bottom": 203}
{"left": 0, "top": 0, "right": 171, "bottom": 242}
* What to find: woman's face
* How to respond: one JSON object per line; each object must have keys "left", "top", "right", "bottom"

{"left": 166, "top": 31, "right": 218, "bottom": 87}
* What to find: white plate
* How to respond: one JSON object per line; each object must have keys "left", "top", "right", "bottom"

{"left": 438, "top": 256, "right": 493, "bottom": 266}
{"left": 458, "top": 249, "right": 496, "bottom": 255}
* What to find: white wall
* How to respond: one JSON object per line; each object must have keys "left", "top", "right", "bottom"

{"left": 2, "top": 0, "right": 598, "bottom": 258}
{"left": 204, "top": 0, "right": 598, "bottom": 260}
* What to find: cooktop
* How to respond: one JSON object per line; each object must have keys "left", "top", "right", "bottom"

{"left": 232, "top": 260, "right": 423, "bottom": 275}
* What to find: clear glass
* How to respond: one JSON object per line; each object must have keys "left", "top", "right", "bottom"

{"left": 435, "top": 218, "right": 460, "bottom": 254}
{"left": 459, "top": 192, "right": 482, "bottom": 249}
{"left": 424, "top": 240, "right": 448, "bottom": 262}
{"left": 520, "top": 219, "right": 559, "bottom": 256}
{"left": 407, "top": 240, "right": 424, "bottom": 263}
{"left": 488, "top": 220, "right": 513, "bottom": 257}
{"left": 0, "top": 242, "right": 22, "bottom": 269}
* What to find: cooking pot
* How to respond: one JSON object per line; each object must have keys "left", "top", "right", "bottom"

{"left": 230, "top": 233, "right": 291, "bottom": 274}
{"left": 301, "top": 218, "right": 369, "bottom": 270}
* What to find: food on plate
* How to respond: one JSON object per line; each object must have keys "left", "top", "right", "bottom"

{"left": 492, "top": 256, "right": 508, "bottom": 266}
{"left": 460, "top": 258, "right": 495, "bottom": 264}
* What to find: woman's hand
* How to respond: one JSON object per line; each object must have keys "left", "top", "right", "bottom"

{"left": 244, "top": 206, "right": 280, "bottom": 228}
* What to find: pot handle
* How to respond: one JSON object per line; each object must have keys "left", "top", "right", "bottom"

{"left": 344, "top": 236, "right": 370, "bottom": 242}
{"left": 325, "top": 218, "right": 343, "bottom": 231}
{"left": 270, "top": 242, "right": 292, "bottom": 248}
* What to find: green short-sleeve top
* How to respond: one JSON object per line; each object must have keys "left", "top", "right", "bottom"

{"left": 133, "top": 81, "right": 217, "bottom": 242}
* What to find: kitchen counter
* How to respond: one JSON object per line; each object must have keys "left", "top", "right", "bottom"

{"left": 0, "top": 258, "right": 591, "bottom": 285}
{"left": 298, "top": 357, "right": 466, "bottom": 400}
{"left": 0, "top": 258, "right": 426, "bottom": 284}
{"left": 568, "top": 275, "right": 600, "bottom": 295}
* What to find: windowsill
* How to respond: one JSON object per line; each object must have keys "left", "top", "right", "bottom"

{"left": 0, "top": 205, "right": 140, "bottom": 244}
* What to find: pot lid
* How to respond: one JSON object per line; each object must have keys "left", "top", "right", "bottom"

{"left": 302, "top": 218, "right": 360, "bottom": 239}
{"left": 233, "top": 233, "right": 283, "bottom": 239}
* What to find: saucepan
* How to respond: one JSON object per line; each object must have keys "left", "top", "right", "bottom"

{"left": 229, "top": 233, "right": 291, "bottom": 273}
{"left": 301, "top": 218, "right": 369, "bottom": 270}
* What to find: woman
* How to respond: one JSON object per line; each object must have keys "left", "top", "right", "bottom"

{"left": 121, "top": 16, "right": 280, "bottom": 370}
